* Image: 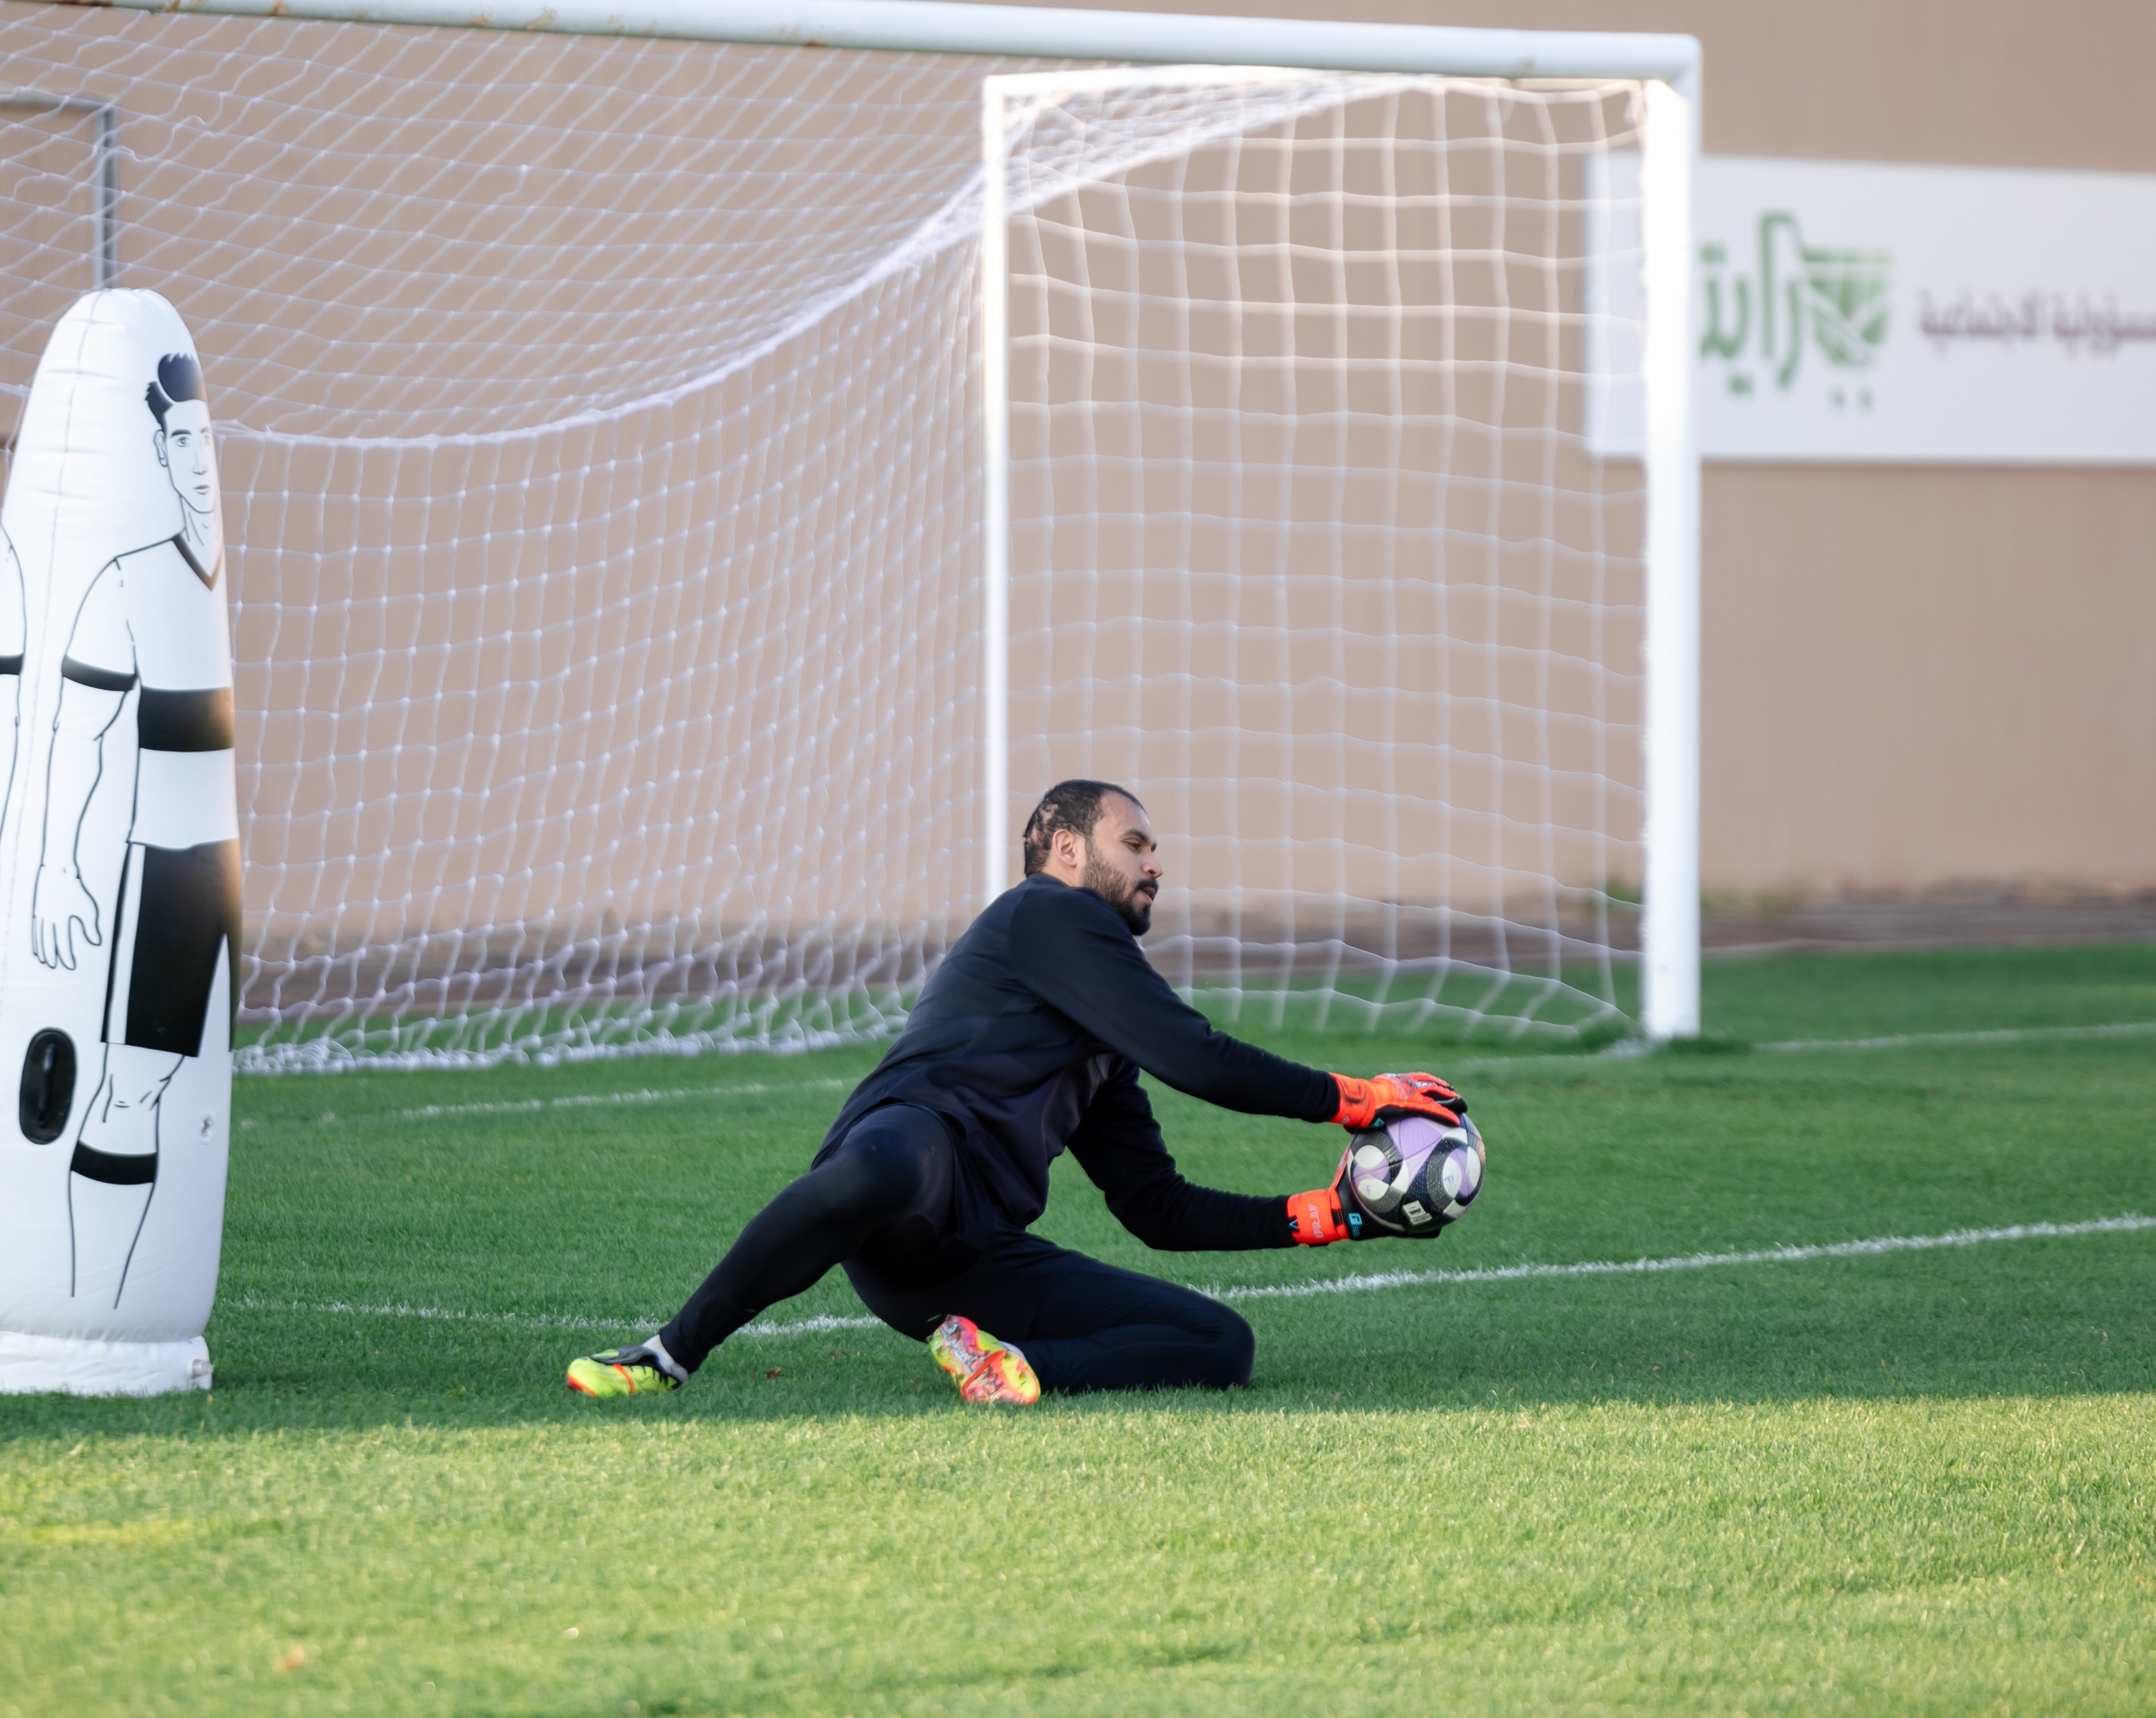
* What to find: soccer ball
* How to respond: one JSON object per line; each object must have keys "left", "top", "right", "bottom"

{"left": 1342, "top": 1113, "right": 1484, "bottom": 1238}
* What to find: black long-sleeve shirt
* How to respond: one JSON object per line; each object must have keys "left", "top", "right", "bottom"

{"left": 813, "top": 873, "right": 1338, "bottom": 1253}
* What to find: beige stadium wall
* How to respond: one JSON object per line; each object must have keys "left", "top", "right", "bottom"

{"left": 999, "top": 0, "right": 2156, "bottom": 903}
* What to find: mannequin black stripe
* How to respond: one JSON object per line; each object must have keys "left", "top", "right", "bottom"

{"left": 71, "top": 1143, "right": 156, "bottom": 1186}
{"left": 137, "top": 686, "right": 235, "bottom": 752}
{"left": 62, "top": 655, "right": 135, "bottom": 692}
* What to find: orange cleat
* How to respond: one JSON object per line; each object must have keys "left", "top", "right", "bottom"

{"left": 928, "top": 1314, "right": 1041, "bottom": 1405}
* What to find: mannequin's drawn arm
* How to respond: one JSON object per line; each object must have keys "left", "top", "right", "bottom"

{"left": 32, "top": 675, "right": 128, "bottom": 969}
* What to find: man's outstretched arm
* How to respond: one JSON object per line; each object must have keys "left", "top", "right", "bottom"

{"left": 1065, "top": 1069, "right": 1294, "bottom": 1250}
{"left": 1010, "top": 882, "right": 1462, "bottom": 1131}
{"left": 1069, "top": 1068, "right": 1419, "bottom": 1251}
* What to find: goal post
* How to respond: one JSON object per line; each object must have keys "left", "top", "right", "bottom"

{"left": 973, "top": 43, "right": 1700, "bottom": 1042}
{"left": 0, "top": 0, "right": 1700, "bottom": 1060}
{"left": 1636, "top": 78, "right": 1701, "bottom": 1042}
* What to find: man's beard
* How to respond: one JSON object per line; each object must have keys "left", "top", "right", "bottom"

{"left": 1082, "top": 846, "right": 1156, "bottom": 935}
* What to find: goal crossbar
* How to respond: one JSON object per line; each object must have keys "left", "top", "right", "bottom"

{"left": 82, "top": 0, "right": 1700, "bottom": 93}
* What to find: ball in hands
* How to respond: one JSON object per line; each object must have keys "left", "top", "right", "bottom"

{"left": 1344, "top": 1113, "right": 1484, "bottom": 1237}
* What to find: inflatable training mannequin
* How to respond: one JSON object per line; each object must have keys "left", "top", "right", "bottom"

{"left": 0, "top": 291, "right": 236, "bottom": 1395}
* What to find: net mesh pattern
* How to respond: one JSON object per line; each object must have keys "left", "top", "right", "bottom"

{"left": 999, "top": 72, "right": 1648, "bottom": 1038}
{"left": 0, "top": 13, "right": 1649, "bottom": 1065}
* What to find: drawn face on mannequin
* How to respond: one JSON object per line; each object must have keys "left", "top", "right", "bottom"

{"left": 155, "top": 399, "right": 218, "bottom": 520}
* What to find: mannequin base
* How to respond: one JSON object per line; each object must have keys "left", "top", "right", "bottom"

{"left": 0, "top": 1329, "right": 212, "bottom": 1395}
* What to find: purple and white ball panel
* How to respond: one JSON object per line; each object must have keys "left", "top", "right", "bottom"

{"left": 1346, "top": 1113, "right": 1484, "bottom": 1234}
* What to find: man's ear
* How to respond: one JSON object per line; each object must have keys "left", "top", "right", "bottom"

{"left": 153, "top": 429, "right": 168, "bottom": 469}
{"left": 1052, "top": 826, "right": 1083, "bottom": 869}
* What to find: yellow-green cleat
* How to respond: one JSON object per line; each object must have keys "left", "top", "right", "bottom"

{"left": 566, "top": 1343, "right": 683, "bottom": 1397}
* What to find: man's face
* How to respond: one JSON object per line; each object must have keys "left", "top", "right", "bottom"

{"left": 156, "top": 400, "right": 218, "bottom": 518}
{"left": 1079, "top": 794, "right": 1162, "bottom": 935}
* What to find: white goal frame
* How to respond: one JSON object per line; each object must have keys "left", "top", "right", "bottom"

{"left": 84, "top": 0, "right": 1704, "bottom": 1040}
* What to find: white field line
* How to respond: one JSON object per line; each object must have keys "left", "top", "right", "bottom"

{"left": 1753, "top": 1020, "right": 2156, "bottom": 1055}
{"left": 226, "top": 1213, "right": 2154, "bottom": 1341}
{"left": 224, "top": 1295, "right": 883, "bottom": 1339}
{"left": 391, "top": 1077, "right": 851, "bottom": 1122}
{"left": 1207, "top": 1214, "right": 2156, "bottom": 1303}
{"left": 245, "top": 1077, "right": 854, "bottom": 1129}
{"left": 1447, "top": 1017, "right": 2156, "bottom": 1074}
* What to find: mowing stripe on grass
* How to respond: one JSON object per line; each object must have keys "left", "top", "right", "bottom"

{"left": 223, "top": 1213, "right": 2154, "bottom": 1342}
{"left": 237, "top": 1022, "right": 2156, "bottom": 1128}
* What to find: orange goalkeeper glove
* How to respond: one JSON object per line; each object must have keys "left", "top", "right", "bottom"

{"left": 1329, "top": 1071, "right": 1464, "bottom": 1132}
{"left": 1287, "top": 1146, "right": 1363, "bottom": 1245}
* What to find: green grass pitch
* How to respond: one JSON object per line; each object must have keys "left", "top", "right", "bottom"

{"left": 6, "top": 944, "right": 2156, "bottom": 1714}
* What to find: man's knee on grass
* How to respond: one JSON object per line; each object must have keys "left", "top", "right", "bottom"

{"left": 1205, "top": 1304, "right": 1256, "bottom": 1390}
{"left": 1045, "top": 1299, "right": 1254, "bottom": 1394}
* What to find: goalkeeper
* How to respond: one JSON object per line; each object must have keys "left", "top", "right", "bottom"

{"left": 567, "top": 780, "right": 1465, "bottom": 1404}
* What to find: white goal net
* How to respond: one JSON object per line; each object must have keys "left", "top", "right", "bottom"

{"left": 0, "top": 10, "right": 1671, "bottom": 1067}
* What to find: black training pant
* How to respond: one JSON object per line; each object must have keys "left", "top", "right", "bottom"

{"left": 658, "top": 1104, "right": 1254, "bottom": 1393}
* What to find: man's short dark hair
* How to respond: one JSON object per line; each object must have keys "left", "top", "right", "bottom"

{"left": 145, "top": 352, "right": 206, "bottom": 428}
{"left": 1021, "top": 779, "right": 1145, "bottom": 877}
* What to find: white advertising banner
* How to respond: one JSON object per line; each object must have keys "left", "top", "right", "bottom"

{"left": 1587, "top": 155, "right": 2156, "bottom": 464}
